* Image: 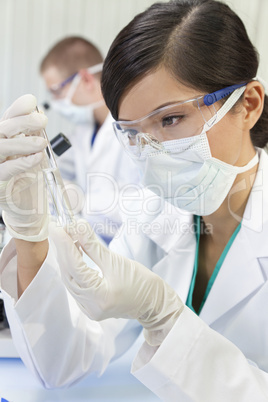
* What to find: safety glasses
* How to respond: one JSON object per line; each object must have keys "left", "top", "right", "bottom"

{"left": 49, "top": 73, "right": 78, "bottom": 97}
{"left": 48, "top": 63, "right": 103, "bottom": 97}
{"left": 113, "top": 83, "right": 246, "bottom": 160}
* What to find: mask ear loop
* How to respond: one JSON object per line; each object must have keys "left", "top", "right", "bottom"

{"left": 63, "top": 63, "right": 103, "bottom": 101}
{"left": 66, "top": 74, "right": 81, "bottom": 101}
{"left": 197, "top": 99, "right": 218, "bottom": 128}
{"left": 67, "top": 64, "right": 104, "bottom": 106}
{"left": 202, "top": 86, "right": 247, "bottom": 132}
{"left": 64, "top": 71, "right": 105, "bottom": 110}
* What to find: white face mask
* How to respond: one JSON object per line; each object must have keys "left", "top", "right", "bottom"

{"left": 51, "top": 63, "right": 104, "bottom": 125}
{"left": 136, "top": 87, "right": 259, "bottom": 216}
{"left": 51, "top": 96, "right": 95, "bottom": 125}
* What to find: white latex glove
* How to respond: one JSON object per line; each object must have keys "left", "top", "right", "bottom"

{"left": 50, "top": 219, "right": 184, "bottom": 346}
{"left": 0, "top": 94, "right": 49, "bottom": 241}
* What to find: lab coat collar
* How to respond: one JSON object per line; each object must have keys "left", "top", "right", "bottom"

{"left": 200, "top": 148, "right": 268, "bottom": 325}
{"left": 97, "top": 112, "right": 114, "bottom": 138}
{"left": 199, "top": 230, "right": 265, "bottom": 325}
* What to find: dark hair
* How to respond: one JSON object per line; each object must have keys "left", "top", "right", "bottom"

{"left": 40, "top": 36, "right": 103, "bottom": 79}
{"left": 102, "top": 0, "right": 268, "bottom": 148}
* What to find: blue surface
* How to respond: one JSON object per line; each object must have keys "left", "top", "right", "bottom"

{"left": 0, "top": 337, "right": 160, "bottom": 402}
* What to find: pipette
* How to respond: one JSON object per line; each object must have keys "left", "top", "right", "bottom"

{"left": 36, "top": 107, "right": 80, "bottom": 247}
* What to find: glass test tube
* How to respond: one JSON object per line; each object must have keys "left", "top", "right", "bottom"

{"left": 0, "top": 223, "right": 5, "bottom": 254}
{"left": 36, "top": 107, "right": 80, "bottom": 247}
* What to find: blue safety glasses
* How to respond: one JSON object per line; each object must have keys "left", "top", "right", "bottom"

{"left": 203, "top": 83, "right": 246, "bottom": 106}
{"left": 49, "top": 72, "right": 78, "bottom": 96}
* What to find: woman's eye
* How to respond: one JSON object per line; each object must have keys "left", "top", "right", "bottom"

{"left": 162, "top": 115, "right": 182, "bottom": 127}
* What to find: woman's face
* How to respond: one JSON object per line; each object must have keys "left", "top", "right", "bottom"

{"left": 118, "top": 67, "right": 253, "bottom": 166}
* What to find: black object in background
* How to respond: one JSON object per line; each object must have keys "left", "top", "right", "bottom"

{"left": 50, "top": 133, "right": 72, "bottom": 156}
{"left": 0, "top": 297, "right": 9, "bottom": 330}
{"left": 42, "top": 102, "right": 50, "bottom": 110}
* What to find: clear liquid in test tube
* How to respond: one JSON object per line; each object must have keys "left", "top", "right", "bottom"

{"left": 36, "top": 107, "right": 80, "bottom": 248}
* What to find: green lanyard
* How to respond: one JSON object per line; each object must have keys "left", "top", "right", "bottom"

{"left": 186, "top": 215, "right": 242, "bottom": 315}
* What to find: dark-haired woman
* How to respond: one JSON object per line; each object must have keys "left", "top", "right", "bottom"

{"left": 1, "top": 0, "right": 268, "bottom": 400}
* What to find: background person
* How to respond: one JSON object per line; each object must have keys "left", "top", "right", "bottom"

{"left": 1, "top": 1, "right": 268, "bottom": 401}
{"left": 40, "top": 36, "right": 140, "bottom": 244}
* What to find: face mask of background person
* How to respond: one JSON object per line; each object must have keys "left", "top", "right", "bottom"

{"left": 50, "top": 64, "right": 104, "bottom": 125}
{"left": 43, "top": 65, "right": 104, "bottom": 125}
{"left": 40, "top": 37, "right": 108, "bottom": 128}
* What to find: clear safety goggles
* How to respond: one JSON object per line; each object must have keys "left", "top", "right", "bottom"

{"left": 49, "top": 63, "right": 103, "bottom": 97}
{"left": 113, "top": 83, "right": 246, "bottom": 160}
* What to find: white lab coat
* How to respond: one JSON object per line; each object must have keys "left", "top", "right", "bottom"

{"left": 56, "top": 113, "right": 140, "bottom": 242}
{"left": 0, "top": 148, "right": 268, "bottom": 401}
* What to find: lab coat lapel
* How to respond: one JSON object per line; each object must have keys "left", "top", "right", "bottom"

{"left": 86, "top": 113, "right": 114, "bottom": 167}
{"left": 140, "top": 200, "right": 196, "bottom": 301}
{"left": 199, "top": 231, "right": 265, "bottom": 326}
{"left": 200, "top": 148, "right": 268, "bottom": 326}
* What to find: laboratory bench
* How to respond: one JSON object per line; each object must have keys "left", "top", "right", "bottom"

{"left": 0, "top": 334, "right": 160, "bottom": 402}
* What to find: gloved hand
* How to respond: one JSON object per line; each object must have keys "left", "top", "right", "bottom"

{"left": 50, "top": 219, "right": 184, "bottom": 346}
{"left": 0, "top": 94, "right": 49, "bottom": 241}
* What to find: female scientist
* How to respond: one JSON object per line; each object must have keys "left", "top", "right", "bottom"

{"left": 1, "top": 0, "right": 268, "bottom": 400}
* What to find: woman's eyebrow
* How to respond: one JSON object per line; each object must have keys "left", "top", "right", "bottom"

{"left": 151, "top": 100, "right": 182, "bottom": 111}
{"left": 118, "top": 100, "right": 185, "bottom": 121}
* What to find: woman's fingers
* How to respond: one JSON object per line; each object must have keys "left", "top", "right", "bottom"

{"left": 0, "top": 136, "right": 47, "bottom": 163}
{"left": 0, "top": 113, "right": 48, "bottom": 138}
{"left": 1, "top": 94, "right": 37, "bottom": 120}
{"left": 0, "top": 152, "right": 45, "bottom": 181}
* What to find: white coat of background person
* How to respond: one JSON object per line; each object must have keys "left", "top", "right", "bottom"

{"left": 1, "top": 1, "right": 268, "bottom": 402}
{"left": 40, "top": 36, "right": 140, "bottom": 244}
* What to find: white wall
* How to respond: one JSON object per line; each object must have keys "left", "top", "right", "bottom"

{"left": 0, "top": 0, "right": 267, "bottom": 138}
{"left": 0, "top": 0, "right": 171, "bottom": 137}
